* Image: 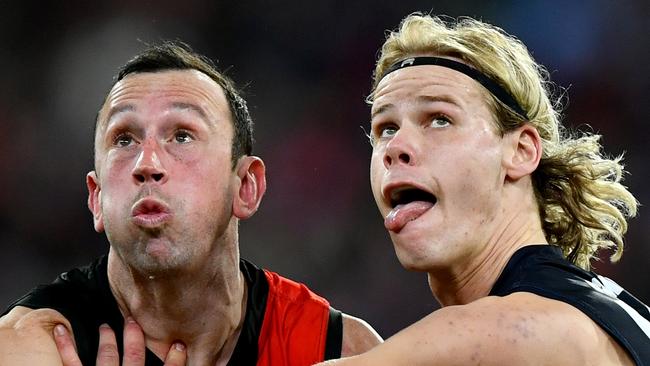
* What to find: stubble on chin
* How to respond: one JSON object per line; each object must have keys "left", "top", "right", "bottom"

{"left": 113, "top": 229, "right": 193, "bottom": 277}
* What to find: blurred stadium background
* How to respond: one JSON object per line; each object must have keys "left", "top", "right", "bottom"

{"left": 1, "top": 0, "right": 648, "bottom": 338}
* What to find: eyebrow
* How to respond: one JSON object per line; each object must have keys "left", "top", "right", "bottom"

{"left": 170, "top": 102, "right": 217, "bottom": 129}
{"left": 103, "top": 101, "right": 213, "bottom": 130}
{"left": 370, "top": 103, "right": 393, "bottom": 120}
{"left": 371, "top": 94, "right": 460, "bottom": 120}
{"left": 104, "top": 104, "right": 135, "bottom": 127}
{"left": 169, "top": 102, "right": 209, "bottom": 120}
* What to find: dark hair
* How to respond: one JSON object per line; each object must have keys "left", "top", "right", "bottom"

{"left": 113, "top": 41, "right": 253, "bottom": 167}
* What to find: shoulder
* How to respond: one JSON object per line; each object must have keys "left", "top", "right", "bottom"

{"left": 4, "top": 257, "right": 107, "bottom": 315}
{"left": 258, "top": 270, "right": 382, "bottom": 357}
{"left": 263, "top": 269, "right": 329, "bottom": 305}
{"left": 434, "top": 294, "right": 633, "bottom": 364}
{"left": 328, "top": 293, "right": 633, "bottom": 365}
{"left": 341, "top": 313, "right": 382, "bottom": 357}
{"left": 396, "top": 294, "right": 577, "bottom": 364}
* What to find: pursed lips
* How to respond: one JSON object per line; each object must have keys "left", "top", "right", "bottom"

{"left": 131, "top": 197, "right": 172, "bottom": 228}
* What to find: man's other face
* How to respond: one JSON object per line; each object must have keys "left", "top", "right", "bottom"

{"left": 90, "top": 69, "right": 237, "bottom": 274}
{"left": 369, "top": 64, "right": 510, "bottom": 273}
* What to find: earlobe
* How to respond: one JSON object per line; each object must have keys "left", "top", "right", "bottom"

{"left": 232, "top": 156, "right": 267, "bottom": 220}
{"left": 86, "top": 172, "right": 105, "bottom": 233}
{"left": 504, "top": 124, "right": 542, "bottom": 181}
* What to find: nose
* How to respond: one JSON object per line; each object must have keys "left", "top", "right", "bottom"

{"left": 132, "top": 139, "right": 167, "bottom": 184}
{"left": 383, "top": 128, "right": 417, "bottom": 169}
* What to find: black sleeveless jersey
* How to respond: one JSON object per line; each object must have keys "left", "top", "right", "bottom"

{"left": 2, "top": 256, "right": 343, "bottom": 365}
{"left": 489, "top": 245, "right": 650, "bottom": 365}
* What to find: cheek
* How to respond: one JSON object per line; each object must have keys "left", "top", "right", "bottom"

{"left": 448, "top": 158, "right": 503, "bottom": 217}
{"left": 169, "top": 144, "right": 231, "bottom": 186}
{"left": 452, "top": 132, "right": 503, "bottom": 172}
{"left": 102, "top": 150, "right": 138, "bottom": 177}
{"left": 165, "top": 146, "right": 201, "bottom": 169}
{"left": 369, "top": 153, "right": 384, "bottom": 199}
{"left": 188, "top": 156, "right": 234, "bottom": 195}
{"left": 437, "top": 139, "right": 500, "bottom": 190}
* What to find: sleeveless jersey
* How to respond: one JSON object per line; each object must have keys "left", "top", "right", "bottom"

{"left": 489, "top": 245, "right": 650, "bottom": 365}
{"left": 3, "top": 255, "right": 342, "bottom": 365}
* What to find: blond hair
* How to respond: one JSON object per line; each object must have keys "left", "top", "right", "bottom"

{"left": 371, "top": 13, "right": 638, "bottom": 269}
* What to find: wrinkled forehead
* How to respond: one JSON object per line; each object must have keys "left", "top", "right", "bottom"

{"left": 95, "top": 69, "right": 229, "bottom": 135}
{"left": 373, "top": 56, "right": 528, "bottom": 121}
{"left": 371, "top": 65, "right": 487, "bottom": 110}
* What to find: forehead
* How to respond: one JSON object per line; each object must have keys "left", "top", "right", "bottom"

{"left": 372, "top": 65, "right": 488, "bottom": 112}
{"left": 98, "top": 69, "right": 230, "bottom": 128}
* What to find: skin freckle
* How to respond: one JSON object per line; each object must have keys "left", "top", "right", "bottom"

{"left": 509, "top": 318, "right": 533, "bottom": 339}
{"left": 496, "top": 317, "right": 503, "bottom": 328}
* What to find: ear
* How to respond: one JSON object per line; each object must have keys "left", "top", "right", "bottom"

{"left": 503, "top": 124, "right": 542, "bottom": 181}
{"left": 86, "top": 171, "right": 105, "bottom": 233}
{"left": 232, "top": 156, "right": 267, "bottom": 220}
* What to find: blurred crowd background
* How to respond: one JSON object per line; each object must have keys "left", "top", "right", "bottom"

{"left": 1, "top": 0, "right": 648, "bottom": 338}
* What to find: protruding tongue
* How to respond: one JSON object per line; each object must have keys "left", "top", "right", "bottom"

{"left": 384, "top": 201, "right": 434, "bottom": 232}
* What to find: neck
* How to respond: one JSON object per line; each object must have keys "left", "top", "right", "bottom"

{"left": 428, "top": 185, "right": 547, "bottom": 306}
{"left": 107, "top": 241, "right": 246, "bottom": 364}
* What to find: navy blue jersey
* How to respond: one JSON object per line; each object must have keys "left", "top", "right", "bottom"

{"left": 490, "top": 245, "right": 650, "bottom": 365}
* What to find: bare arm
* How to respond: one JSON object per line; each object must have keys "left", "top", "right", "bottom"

{"left": 340, "top": 313, "right": 383, "bottom": 357}
{"left": 0, "top": 306, "right": 187, "bottom": 365}
{"left": 320, "top": 293, "right": 634, "bottom": 365}
{"left": 0, "top": 306, "right": 71, "bottom": 365}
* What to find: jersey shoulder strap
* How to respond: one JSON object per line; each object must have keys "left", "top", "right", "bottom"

{"left": 256, "top": 269, "right": 341, "bottom": 365}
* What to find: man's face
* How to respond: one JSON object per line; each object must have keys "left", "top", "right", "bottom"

{"left": 89, "top": 69, "right": 237, "bottom": 275}
{"left": 369, "top": 64, "right": 510, "bottom": 272}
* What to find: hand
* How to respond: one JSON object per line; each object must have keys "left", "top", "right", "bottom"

{"left": 53, "top": 319, "right": 186, "bottom": 366}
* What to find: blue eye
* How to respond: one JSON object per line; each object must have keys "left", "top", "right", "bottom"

{"left": 380, "top": 125, "right": 398, "bottom": 138}
{"left": 370, "top": 123, "right": 398, "bottom": 145}
{"left": 430, "top": 115, "right": 451, "bottom": 128}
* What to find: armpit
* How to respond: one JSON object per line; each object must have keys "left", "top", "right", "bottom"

{"left": 341, "top": 313, "right": 383, "bottom": 357}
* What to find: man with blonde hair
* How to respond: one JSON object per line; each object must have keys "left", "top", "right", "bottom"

{"left": 320, "top": 13, "right": 649, "bottom": 365}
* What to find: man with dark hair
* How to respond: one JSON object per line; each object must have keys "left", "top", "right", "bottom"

{"left": 0, "top": 42, "right": 381, "bottom": 365}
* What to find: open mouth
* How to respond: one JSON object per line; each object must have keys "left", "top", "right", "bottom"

{"left": 383, "top": 185, "right": 437, "bottom": 232}
{"left": 389, "top": 186, "right": 437, "bottom": 208}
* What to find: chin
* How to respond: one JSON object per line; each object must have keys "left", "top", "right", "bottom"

{"left": 128, "top": 245, "right": 190, "bottom": 274}
{"left": 394, "top": 246, "right": 433, "bottom": 272}
{"left": 399, "top": 259, "right": 433, "bottom": 272}
{"left": 135, "top": 256, "right": 186, "bottom": 276}
{"left": 393, "top": 235, "right": 450, "bottom": 273}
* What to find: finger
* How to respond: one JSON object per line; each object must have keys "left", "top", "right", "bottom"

{"left": 163, "top": 342, "right": 187, "bottom": 366}
{"left": 53, "top": 324, "right": 83, "bottom": 366}
{"left": 96, "top": 324, "right": 120, "bottom": 366}
{"left": 122, "top": 317, "right": 146, "bottom": 366}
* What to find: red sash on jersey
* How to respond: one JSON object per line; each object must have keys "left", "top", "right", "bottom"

{"left": 256, "top": 270, "right": 331, "bottom": 366}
